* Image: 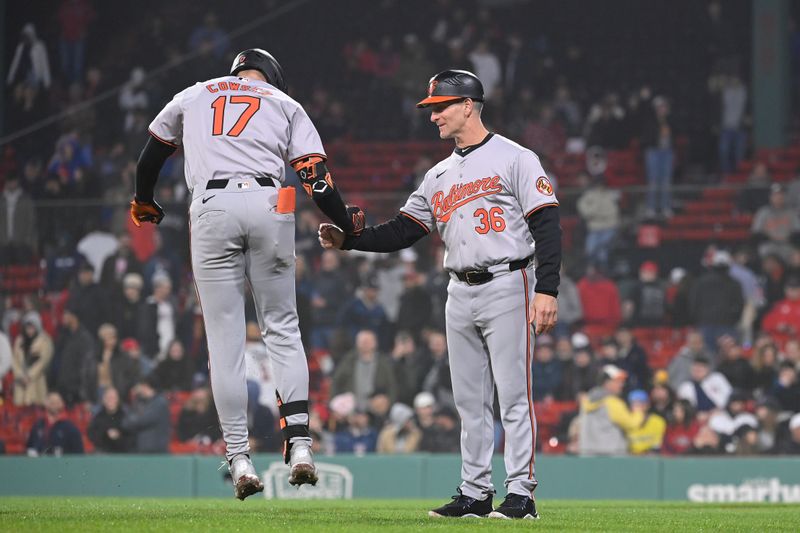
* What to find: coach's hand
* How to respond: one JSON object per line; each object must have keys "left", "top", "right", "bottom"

{"left": 530, "top": 293, "right": 558, "bottom": 335}
{"left": 130, "top": 198, "right": 165, "bottom": 227}
{"left": 318, "top": 223, "right": 345, "bottom": 249}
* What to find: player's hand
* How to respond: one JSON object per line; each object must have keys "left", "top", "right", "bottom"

{"left": 130, "top": 198, "right": 165, "bottom": 226}
{"left": 530, "top": 292, "right": 558, "bottom": 335}
{"left": 318, "top": 223, "right": 345, "bottom": 249}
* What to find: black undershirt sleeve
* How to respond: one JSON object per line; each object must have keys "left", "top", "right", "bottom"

{"left": 342, "top": 212, "right": 429, "bottom": 253}
{"left": 526, "top": 205, "right": 562, "bottom": 297}
{"left": 135, "top": 135, "right": 177, "bottom": 202}
{"left": 314, "top": 187, "right": 354, "bottom": 234}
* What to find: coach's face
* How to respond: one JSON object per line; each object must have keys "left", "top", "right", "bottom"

{"left": 430, "top": 99, "right": 469, "bottom": 139}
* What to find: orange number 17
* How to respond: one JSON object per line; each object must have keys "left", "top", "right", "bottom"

{"left": 210, "top": 95, "right": 261, "bottom": 137}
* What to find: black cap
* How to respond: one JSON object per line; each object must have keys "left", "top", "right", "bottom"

{"left": 230, "top": 48, "right": 287, "bottom": 93}
{"left": 416, "top": 69, "right": 484, "bottom": 108}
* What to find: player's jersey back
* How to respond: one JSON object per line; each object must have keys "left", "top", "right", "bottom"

{"left": 149, "top": 75, "right": 325, "bottom": 194}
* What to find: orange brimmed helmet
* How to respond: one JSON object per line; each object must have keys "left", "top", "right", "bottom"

{"left": 416, "top": 69, "right": 484, "bottom": 108}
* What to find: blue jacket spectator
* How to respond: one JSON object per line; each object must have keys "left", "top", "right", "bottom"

{"left": 26, "top": 392, "right": 84, "bottom": 455}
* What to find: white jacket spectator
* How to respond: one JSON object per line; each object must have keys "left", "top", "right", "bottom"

{"left": 0, "top": 331, "right": 12, "bottom": 394}
{"left": 677, "top": 357, "right": 732, "bottom": 411}
{"left": 7, "top": 24, "right": 51, "bottom": 89}
{"left": 468, "top": 41, "right": 501, "bottom": 100}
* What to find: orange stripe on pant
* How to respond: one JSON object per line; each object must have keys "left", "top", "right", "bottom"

{"left": 521, "top": 269, "right": 537, "bottom": 483}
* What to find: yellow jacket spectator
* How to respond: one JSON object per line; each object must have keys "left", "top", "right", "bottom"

{"left": 578, "top": 365, "right": 646, "bottom": 455}
{"left": 625, "top": 389, "right": 667, "bottom": 454}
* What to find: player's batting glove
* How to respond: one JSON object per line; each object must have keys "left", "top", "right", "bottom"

{"left": 346, "top": 205, "right": 365, "bottom": 236}
{"left": 130, "top": 198, "right": 165, "bottom": 227}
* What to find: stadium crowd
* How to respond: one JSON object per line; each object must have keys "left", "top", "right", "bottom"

{"left": 2, "top": 0, "right": 800, "bottom": 458}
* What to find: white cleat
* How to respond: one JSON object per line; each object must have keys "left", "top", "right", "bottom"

{"left": 288, "top": 442, "right": 318, "bottom": 486}
{"left": 229, "top": 454, "right": 264, "bottom": 500}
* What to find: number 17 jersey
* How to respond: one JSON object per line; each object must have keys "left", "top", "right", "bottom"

{"left": 148, "top": 75, "right": 325, "bottom": 194}
{"left": 399, "top": 133, "right": 559, "bottom": 272}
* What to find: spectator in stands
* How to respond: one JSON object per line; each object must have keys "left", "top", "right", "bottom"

{"left": 784, "top": 339, "right": 800, "bottom": 367}
{"left": 532, "top": 335, "right": 562, "bottom": 401}
{"left": 468, "top": 40, "right": 501, "bottom": 100}
{"left": 689, "top": 424, "right": 723, "bottom": 455}
{"left": 773, "top": 413, "right": 800, "bottom": 454}
{"left": 100, "top": 233, "right": 142, "bottom": 293}
{"left": 523, "top": 105, "right": 566, "bottom": 159}
{"left": 334, "top": 409, "right": 378, "bottom": 454}
{"left": 312, "top": 250, "right": 350, "bottom": 349}
{"left": 6, "top": 23, "right": 51, "bottom": 112}
{"left": 576, "top": 173, "right": 620, "bottom": 269}
{"left": 141, "top": 271, "right": 177, "bottom": 360}
{"left": 625, "top": 389, "right": 666, "bottom": 454}
{"left": 0, "top": 330, "right": 10, "bottom": 398}
{"left": 772, "top": 362, "right": 800, "bottom": 413}
{"left": 390, "top": 331, "right": 428, "bottom": 407}
{"left": 754, "top": 397, "right": 782, "bottom": 453}
{"left": 150, "top": 339, "right": 193, "bottom": 392}
{"left": 367, "top": 391, "right": 392, "bottom": 431}
{"left": 119, "top": 337, "right": 154, "bottom": 381}
{"left": 760, "top": 253, "right": 789, "bottom": 312}
{"left": 177, "top": 387, "right": 221, "bottom": 444}
{"left": 737, "top": 161, "right": 772, "bottom": 214}
{"left": 53, "top": 306, "right": 96, "bottom": 406}
{"left": 396, "top": 271, "right": 432, "bottom": 343}
{"left": 11, "top": 311, "right": 53, "bottom": 406}
{"left": 751, "top": 183, "right": 800, "bottom": 262}
{"left": 67, "top": 261, "right": 108, "bottom": 337}
{"left": 622, "top": 261, "right": 667, "bottom": 327}
{"left": 577, "top": 264, "right": 622, "bottom": 334}
{"left": 377, "top": 403, "right": 421, "bottom": 454}
{"left": 122, "top": 378, "right": 170, "bottom": 453}
{"left": 58, "top": 0, "right": 95, "bottom": 84}
{"left": 761, "top": 275, "right": 800, "bottom": 349}
{"left": 578, "top": 365, "right": 646, "bottom": 455}
{"left": 615, "top": 328, "right": 651, "bottom": 391}
{"left": 584, "top": 93, "right": 627, "bottom": 149}
{"left": 0, "top": 175, "right": 38, "bottom": 262}
{"left": 552, "top": 83, "right": 583, "bottom": 138}
{"left": 689, "top": 250, "right": 744, "bottom": 351}
{"left": 677, "top": 356, "right": 732, "bottom": 413}
{"left": 420, "top": 330, "right": 454, "bottom": 411}
{"left": 339, "top": 276, "right": 390, "bottom": 348}
{"left": 729, "top": 247, "right": 764, "bottom": 347}
{"left": 642, "top": 96, "right": 675, "bottom": 217}
{"left": 666, "top": 267, "right": 694, "bottom": 327}
{"left": 555, "top": 265, "right": 583, "bottom": 337}
{"left": 751, "top": 340, "right": 779, "bottom": 396}
{"left": 188, "top": 12, "right": 230, "bottom": 60}
{"left": 331, "top": 329, "right": 396, "bottom": 411}
{"left": 96, "top": 323, "right": 139, "bottom": 401}
{"left": 47, "top": 132, "right": 92, "bottom": 189}
{"left": 649, "top": 380, "right": 674, "bottom": 419}
{"left": 707, "top": 390, "right": 756, "bottom": 440}
{"left": 715, "top": 336, "right": 755, "bottom": 392}
{"left": 26, "top": 392, "right": 83, "bottom": 456}
{"left": 662, "top": 399, "right": 699, "bottom": 455}
{"left": 557, "top": 346, "right": 596, "bottom": 401}
{"left": 111, "top": 272, "right": 146, "bottom": 342}
{"left": 716, "top": 75, "right": 747, "bottom": 175}
{"left": 88, "top": 387, "right": 130, "bottom": 453}
{"left": 421, "top": 406, "right": 461, "bottom": 454}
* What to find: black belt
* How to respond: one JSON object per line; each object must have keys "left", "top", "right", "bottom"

{"left": 453, "top": 257, "right": 532, "bottom": 286}
{"left": 206, "top": 177, "right": 275, "bottom": 190}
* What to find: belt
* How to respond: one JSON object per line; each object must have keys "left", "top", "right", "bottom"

{"left": 206, "top": 177, "right": 275, "bottom": 190}
{"left": 452, "top": 256, "right": 532, "bottom": 286}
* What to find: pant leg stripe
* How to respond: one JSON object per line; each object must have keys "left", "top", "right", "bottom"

{"left": 521, "top": 269, "right": 536, "bottom": 481}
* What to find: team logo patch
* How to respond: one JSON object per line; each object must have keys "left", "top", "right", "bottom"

{"left": 238, "top": 55, "right": 247, "bottom": 64}
{"left": 428, "top": 80, "right": 438, "bottom": 97}
{"left": 536, "top": 176, "right": 553, "bottom": 196}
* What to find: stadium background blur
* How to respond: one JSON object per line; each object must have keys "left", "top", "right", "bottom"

{"left": 1, "top": 0, "right": 800, "bottom": 466}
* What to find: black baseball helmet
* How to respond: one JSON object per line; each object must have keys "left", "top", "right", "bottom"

{"left": 416, "top": 69, "right": 484, "bottom": 108}
{"left": 230, "top": 48, "right": 287, "bottom": 93}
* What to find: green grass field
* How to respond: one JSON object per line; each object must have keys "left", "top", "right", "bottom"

{"left": 1, "top": 498, "right": 799, "bottom": 532}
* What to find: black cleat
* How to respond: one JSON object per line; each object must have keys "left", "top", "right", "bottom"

{"left": 428, "top": 489, "right": 493, "bottom": 518}
{"left": 488, "top": 493, "right": 539, "bottom": 520}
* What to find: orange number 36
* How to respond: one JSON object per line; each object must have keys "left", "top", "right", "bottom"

{"left": 211, "top": 95, "right": 261, "bottom": 137}
{"left": 474, "top": 207, "right": 506, "bottom": 234}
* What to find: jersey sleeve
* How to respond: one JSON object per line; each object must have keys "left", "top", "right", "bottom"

{"left": 399, "top": 179, "right": 434, "bottom": 233}
{"left": 148, "top": 91, "right": 185, "bottom": 147}
{"left": 287, "top": 105, "right": 326, "bottom": 164}
{"left": 512, "top": 150, "right": 559, "bottom": 218}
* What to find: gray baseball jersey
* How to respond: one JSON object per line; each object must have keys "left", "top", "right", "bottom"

{"left": 401, "top": 133, "right": 557, "bottom": 499}
{"left": 399, "top": 134, "right": 558, "bottom": 271}
{"left": 149, "top": 75, "right": 325, "bottom": 193}
{"left": 149, "top": 75, "right": 320, "bottom": 461}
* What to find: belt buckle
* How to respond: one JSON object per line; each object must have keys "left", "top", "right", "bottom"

{"left": 465, "top": 270, "right": 491, "bottom": 285}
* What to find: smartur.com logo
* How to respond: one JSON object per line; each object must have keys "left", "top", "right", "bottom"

{"left": 688, "top": 478, "right": 800, "bottom": 503}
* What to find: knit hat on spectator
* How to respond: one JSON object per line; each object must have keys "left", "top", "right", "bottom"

{"left": 329, "top": 392, "right": 356, "bottom": 418}
{"left": 653, "top": 369, "right": 669, "bottom": 385}
{"left": 413, "top": 391, "right": 436, "bottom": 410}
{"left": 571, "top": 332, "right": 590, "bottom": 350}
{"left": 388, "top": 403, "right": 414, "bottom": 428}
{"left": 22, "top": 311, "right": 42, "bottom": 332}
{"left": 120, "top": 337, "right": 140, "bottom": 353}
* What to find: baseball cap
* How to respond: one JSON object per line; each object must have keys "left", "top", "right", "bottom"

{"left": 413, "top": 391, "right": 436, "bottom": 410}
{"left": 627, "top": 389, "right": 649, "bottom": 404}
{"left": 571, "top": 332, "right": 590, "bottom": 350}
{"left": 789, "top": 413, "right": 800, "bottom": 431}
{"left": 602, "top": 365, "right": 628, "bottom": 381}
{"left": 120, "top": 337, "right": 140, "bottom": 352}
{"left": 639, "top": 261, "right": 659, "bottom": 275}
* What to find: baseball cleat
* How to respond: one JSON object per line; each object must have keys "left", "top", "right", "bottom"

{"left": 428, "top": 489, "right": 492, "bottom": 518}
{"left": 229, "top": 454, "right": 264, "bottom": 500}
{"left": 488, "top": 493, "right": 539, "bottom": 520}
{"left": 288, "top": 442, "right": 318, "bottom": 486}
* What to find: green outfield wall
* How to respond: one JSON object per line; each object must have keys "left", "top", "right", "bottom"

{"left": 1, "top": 454, "right": 799, "bottom": 502}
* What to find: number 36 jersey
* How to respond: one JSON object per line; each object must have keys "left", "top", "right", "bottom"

{"left": 400, "top": 133, "right": 558, "bottom": 272}
{"left": 148, "top": 75, "right": 325, "bottom": 194}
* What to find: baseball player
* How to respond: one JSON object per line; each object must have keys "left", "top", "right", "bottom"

{"left": 130, "top": 48, "right": 364, "bottom": 500}
{"left": 319, "top": 70, "right": 561, "bottom": 519}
